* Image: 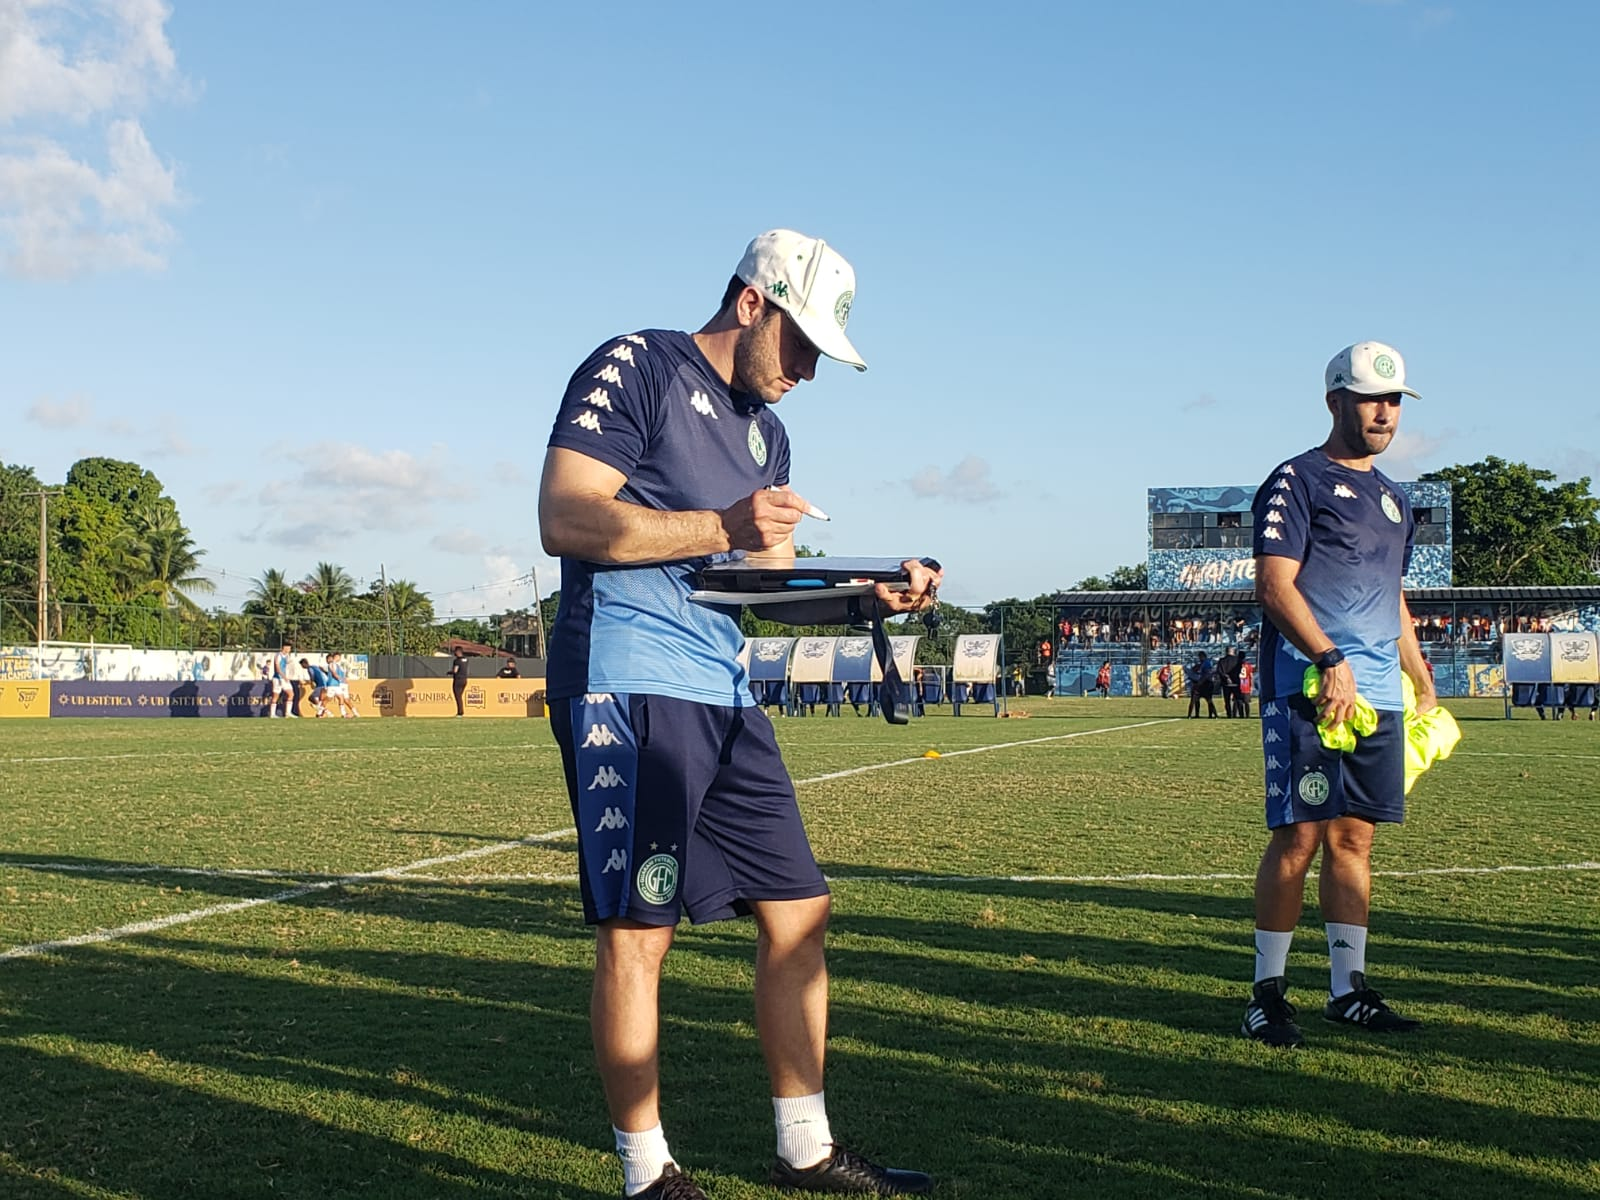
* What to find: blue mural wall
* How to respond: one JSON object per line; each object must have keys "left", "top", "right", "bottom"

{"left": 1147, "top": 481, "right": 1452, "bottom": 590}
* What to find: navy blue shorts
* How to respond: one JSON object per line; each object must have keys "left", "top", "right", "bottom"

{"left": 1260, "top": 694, "right": 1405, "bottom": 829}
{"left": 550, "top": 693, "right": 828, "bottom": 926}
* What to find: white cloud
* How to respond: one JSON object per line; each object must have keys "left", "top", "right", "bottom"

{"left": 431, "top": 528, "right": 489, "bottom": 555}
{"left": 25, "top": 393, "right": 93, "bottom": 427}
{"left": 432, "top": 554, "right": 539, "bottom": 618}
{"left": 0, "top": 0, "right": 185, "bottom": 278}
{"left": 906, "top": 455, "right": 1002, "bottom": 504}
{"left": 492, "top": 460, "right": 529, "bottom": 486}
{"left": 1382, "top": 428, "right": 1454, "bottom": 478}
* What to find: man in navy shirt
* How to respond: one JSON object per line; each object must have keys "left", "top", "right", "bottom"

{"left": 1242, "top": 341, "right": 1438, "bottom": 1049}
{"left": 539, "top": 230, "right": 939, "bottom": 1198}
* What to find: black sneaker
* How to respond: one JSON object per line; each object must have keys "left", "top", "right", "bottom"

{"left": 1324, "top": 971, "right": 1421, "bottom": 1033}
{"left": 1242, "top": 976, "right": 1305, "bottom": 1047}
{"left": 771, "top": 1145, "right": 933, "bottom": 1195}
{"left": 633, "top": 1164, "right": 708, "bottom": 1200}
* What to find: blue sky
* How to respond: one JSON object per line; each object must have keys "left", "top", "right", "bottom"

{"left": 4, "top": 0, "right": 1596, "bottom": 611}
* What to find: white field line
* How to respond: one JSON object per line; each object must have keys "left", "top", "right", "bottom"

{"left": 322, "top": 861, "right": 1600, "bottom": 888}
{"left": 4, "top": 744, "right": 556, "bottom": 766}
{"left": 0, "top": 828, "right": 575, "bottom": 962}
{"left": 2, "top": 719, "right": 1173, "bottom": 961}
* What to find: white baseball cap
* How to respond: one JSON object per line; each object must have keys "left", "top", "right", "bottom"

{"left": 1325, "top": 341, "right": 1420, "bottom": 398}
{"left": 735, "top": 229, "right": 866, "bottom": 371}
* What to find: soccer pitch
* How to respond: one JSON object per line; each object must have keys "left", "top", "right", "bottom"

{"left": 2, "top": 703, "right": 1597, "bottom": 1200}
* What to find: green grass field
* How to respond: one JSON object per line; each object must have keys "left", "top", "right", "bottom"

{"left": 2, "top": 701, "right": 1598, "bottom": 1199}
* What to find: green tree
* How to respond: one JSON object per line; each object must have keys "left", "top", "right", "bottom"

{"left": 246, "top": 569, "right": 302, "bottom": 644}
{"left": 0, "top": 463, "right": 48, "bottom": 639}
{"left": 65, "top": 457, "right": 164, "bottom": 515}
{"left": 1074, "top": 563, "right": 1148, "bottom": 590}
{"left": 303, "top": 562, "right": 356, "bottom": 607}
{"left": 1421, "top": 457, "right": 1600, "bottom": 585}
{"left": 120, "top": 502, "right": 216, "bottom": 615}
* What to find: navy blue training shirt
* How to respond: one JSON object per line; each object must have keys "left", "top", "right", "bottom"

{"left": 1253, "top": 448, "right": 1414, "bottom": 709}
{"left": 545, "top": 330, "right": 790, "bottom": 704}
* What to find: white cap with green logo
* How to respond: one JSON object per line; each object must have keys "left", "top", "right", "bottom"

{"left": 735, "top": 229, "right": 866, "bottom": 372}
{"left": 1325, "top": 341, "right": 1420, "bottom": 398}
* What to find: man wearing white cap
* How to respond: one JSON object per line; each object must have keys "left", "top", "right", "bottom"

{"left": 1241, "top": 341, "right": 1438, "bottom": 1048}
{"left": 538, "top": 231, "right": 938, "bottom": 1197}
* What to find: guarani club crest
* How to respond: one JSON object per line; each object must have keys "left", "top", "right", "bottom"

{"left": 747, "top": 419, "right": 768, "bottom": 466}
{"left": 635, "top": 853, "right": 679, "bottom": 904}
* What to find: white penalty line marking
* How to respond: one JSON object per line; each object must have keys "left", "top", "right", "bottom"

{"left": 0, "top": 718, "right": 1180, "bottom": 962}
{"left": 339, "top": 860, "right": 1600, "bottom": 888}
{"left": 4, "top": 743, "right": 558, "bottom": 766}
{"left": 0, "top": 829, "right": 576, "bottom": 962}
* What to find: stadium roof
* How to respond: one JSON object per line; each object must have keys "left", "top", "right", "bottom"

{"left": 1052, "top": 587, "right": 1600, "bottom": 605}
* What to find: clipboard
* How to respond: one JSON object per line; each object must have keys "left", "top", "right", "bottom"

{"left": 689, "top": 555, "right": 940, "bottom": 725}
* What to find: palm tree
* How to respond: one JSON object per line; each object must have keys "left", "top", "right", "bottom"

{"left": 246, "top": 567, "right": 300, "bottom": 644}
{"left": 119, "top": 503, "right": 216, "bottom": 616}
{"left": 384, "top": 578, "right": 434, "bottom": 625}
{"left": 303, "top": 562, "right": 355, "bottom": 606}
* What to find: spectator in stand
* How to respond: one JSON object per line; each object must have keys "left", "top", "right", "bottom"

{"left": 498, "top": 656, "right": 521, "bottom": 679}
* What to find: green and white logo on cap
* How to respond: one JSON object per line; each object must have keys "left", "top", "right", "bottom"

{"left": 1373, "top": 354, "right": 1397, "bottom": 379}
{"left": 834, "top": 291, "right": 853, "bottom": 330}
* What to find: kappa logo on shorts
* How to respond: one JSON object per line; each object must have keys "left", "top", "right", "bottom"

{"left": 1298, "top": 770, "right": 1330, "bottom": 806}
{"left": 588, "top": 765, "right": 628, "bottom": 790}
{"left": 582, "top": 692, "right": 615, "bottom": 703}
{"left": 581, "top": 723, "right": 621, "bottom": 748}
{"left": 1265, "top": 754, "right": 1284, "bottom": 770}
{"left": 602, "top": 848, "right": 627, "bottom": 874}
{"left": 594, "top": 806, "right": 628, "bottom": 832}
{"left": 635, "top": 854, "right": 679, "bottom": 905}
{"left": 1264, "top": 727, "right": 1281, "bottom": 743}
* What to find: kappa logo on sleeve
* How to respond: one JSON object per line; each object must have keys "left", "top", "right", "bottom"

{"left": 606, "top": 343, "right": 637, "bottom": 366}
{"left": 594, "top": 364, "right": 624, "bottom": 387}
{"left": 571, "top": 411, "right": 603, "bottom": 434}
{"left": 581, "top": 387, "right": 614, "bottom": 411}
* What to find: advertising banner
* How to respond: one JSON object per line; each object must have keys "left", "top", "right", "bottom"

{"left": 51, "top": 680, "right": 278, "bottom": 717}
{"left": 353, "top": 678, "right": 547, "bottom": 718}
{"left": 1549, "top": 633, "right": 1600, "bottom": 684}
{"left": 1501, "top": 634, "right": 1551, "bottom": 684}
{"left": 0, "top": 680, "right": 51, "bottom": 717}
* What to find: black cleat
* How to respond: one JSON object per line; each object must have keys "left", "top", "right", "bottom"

{"left": 1324, "top": 971, "right": 1422, "bottom": 1033}
{"left": 771, "top": 1145, "right": 933, "bottom": 1195}
{"left": 633, "top": 1164, "right": 708, "bottom": 1200}
{"left": 1242, "top": 975, "right": 1306, "bottom": 1048}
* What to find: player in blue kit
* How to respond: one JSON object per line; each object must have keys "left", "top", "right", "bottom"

{"left": 1242, "top": 341, "right": 1438, "bottom": 1048}
{"left": 539, "top": 230, "right": 940, "bottom": 1199}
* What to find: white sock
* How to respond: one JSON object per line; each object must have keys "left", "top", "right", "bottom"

{"left": 1254, "top": 928, "right": 1293, "bottom": 983}
{"left": 1327, "top": 923, "right": 1368, "bottom": 998}
{"left": 774, "top": 1091, "right": 832, "bottom": 1170}
{"left": 615, "top": 1124, "right": 673, "bottom": 1196}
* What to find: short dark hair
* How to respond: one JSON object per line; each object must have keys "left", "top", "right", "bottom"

{"left": 719, "top": 274, "right": 747, "bottom": 313}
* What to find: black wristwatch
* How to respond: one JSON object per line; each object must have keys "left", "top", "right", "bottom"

{"left": 1315, "top": 647, "right": 1346, "bottom": 671}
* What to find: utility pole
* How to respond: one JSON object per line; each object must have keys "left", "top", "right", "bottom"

{"left": 23, "top": 490, "right": 60, "bottom": 647}
{"left": 378, "top": 563, "right": 396, "bottom": 655}
{"left": 530, "top": 565, "right": 548, "bottom": 660}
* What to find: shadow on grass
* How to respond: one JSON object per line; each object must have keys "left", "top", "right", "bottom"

{"left": 2, "top": 874, "right": 1596, "bottom": 1200}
